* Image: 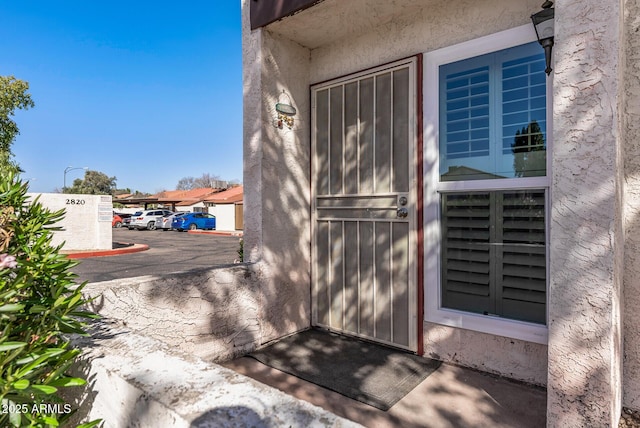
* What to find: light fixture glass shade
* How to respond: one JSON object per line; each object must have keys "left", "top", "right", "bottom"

{"left": 531, "top": 8, "right": 554, "bottom": 41}
{"left": 275, "top": 102, "right": 296, "bottom": 116}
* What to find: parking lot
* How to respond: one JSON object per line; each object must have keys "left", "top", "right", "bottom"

{"left": 72, "top": 227, "right": 242, "bottom": 283}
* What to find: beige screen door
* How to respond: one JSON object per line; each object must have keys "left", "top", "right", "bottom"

{"left": 311, "top": 58, "right": 418, "bottom": 352}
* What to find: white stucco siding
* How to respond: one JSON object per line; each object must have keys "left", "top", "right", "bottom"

{"left": 547, "top": 0, "right": 625, "bottom": 426}
{"left": 624, "top": 0, "right": 640, "bottom": 412}
{"left": 299, "top": 0, "right": 548, "bottom": 386}
{"left": 424, "top": 324, "right": 548, "bottom": 385}
{"left": 258, "top": 31, "right": 313, "bottom": 341}
{"left": 243, "top": 0, "right": 640, "bottom": 424}
{"left": 245, "top": 0, "right": 550, "bottom": 383}
{"left": 185, "top": 202, "right": 206, "bottom": 211}
{"left": 306, "top": 0, "right": 541, "bottom": 85}
{"left": 242, "top": 1, "right": 264, "bottom": 264}
{"left": 243, "top": 0, "right": 313, "bottom": 342}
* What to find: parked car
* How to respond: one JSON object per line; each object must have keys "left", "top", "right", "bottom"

{"left": 157, "top": 212, "right": 188, "bottom": 231}
{"left": 129, "top": 209, "right": 173, "bottom": 230}
{"left": 172, "top": 212, "right": 216, "bottom": 231}
{"left": 112, "top": 214, "right": 123, "bottom": 228}
{"left": 113, "top": 212, "right": 132, "bottom": 228}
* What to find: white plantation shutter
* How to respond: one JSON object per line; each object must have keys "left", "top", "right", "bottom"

{"left": 441, "top": 190, "right": 546, "bottom": 324}
{"left": 496, "top": 190, "right": 546, "bottom": 323}
{"left": 441, "top": 192, "right": 492, "bottom": 314}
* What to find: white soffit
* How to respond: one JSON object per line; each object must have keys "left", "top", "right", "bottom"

{"left": 265, "top": 0, "right": 431, "bottom": 49}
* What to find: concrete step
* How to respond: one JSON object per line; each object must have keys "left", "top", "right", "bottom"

{"left": 65, "top": 321, "right": 362, "bottom": 428}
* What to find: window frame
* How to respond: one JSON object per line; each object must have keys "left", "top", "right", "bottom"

{"left": 423, "top": 25, "right": 551, "bottom": 345}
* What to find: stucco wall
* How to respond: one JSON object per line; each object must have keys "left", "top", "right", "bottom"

{"left": 243, "top": 0, "right": 313, "bottom": 343}
{"left": 242, "top": 0, "right": 263, "bottom": 267}
{"left": 246, "top": 1, "right": 640, "bottom": 425}
{"left": 305, "top": 0, "right": 541, "bottom": 84}
{"left": 242, "top": 0, "right": 553, "bottom": 384}
{"left": 424, "top": 324, "right": 547, "bottom": 385}
{"left": 27, "top": 193, "right": 112, "bottom": 251}
{"left": 301, "top": 0, "right": 548, "bottom": 386}
{"left": 84, "top": 265, "right": 270, "bottom": 362}
{"left": 624, "top": 0, "right": 640, "bottom": 412}
{"left": 547, "top": 0, "right": 625, "bottom": 426}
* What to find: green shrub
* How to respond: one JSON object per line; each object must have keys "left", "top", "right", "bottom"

{"left": 0, "top": 174, "right": 99, "bottom": 427}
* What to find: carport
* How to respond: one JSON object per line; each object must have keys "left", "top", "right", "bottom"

{"left": 114, "top": 196, "right": 181, "bottom": 211}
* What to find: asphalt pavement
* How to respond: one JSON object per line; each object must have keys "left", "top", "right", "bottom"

{"left": 71, "top": 227, "right": 242, "bottom": 283}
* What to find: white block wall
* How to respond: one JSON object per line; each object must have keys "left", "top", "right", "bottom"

{"left": 215, "top": 204, "right": 236, "bottom": 231}
{"left": 27, "top": 193, "right": 112, "bottom": 251}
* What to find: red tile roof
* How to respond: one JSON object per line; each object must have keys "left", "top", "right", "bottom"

{"left": 203, "top": 186, "right": 243, "bottom": 204}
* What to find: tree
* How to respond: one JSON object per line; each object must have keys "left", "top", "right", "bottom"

{"left": 176, "top": 176, "right": 195, "bottom": 190}
{"left": 0, "top": 76, "right": 35, "bottom": 175}
{"left": 511, "top": 120, "right": 546, "bottom": 178}
{"left": 176, "top": 173, "right": 222, "bottom": 190}
{"left": 63, "top": 170, "right": 116, "bottom": 195}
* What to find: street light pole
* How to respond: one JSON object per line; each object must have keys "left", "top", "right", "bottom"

{"left": 63, "top": 166, "right": 88, "bottom": 190}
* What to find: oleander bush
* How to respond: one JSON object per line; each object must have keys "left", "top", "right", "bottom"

{"left": 0, "top": 174, "right": 99, "bottom": 427}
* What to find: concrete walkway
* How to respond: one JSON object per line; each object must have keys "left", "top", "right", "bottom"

{"left": 68, "top": 318, "right": 546, "bottom": 427}
{"left": 223, "top": 356, "right": 548, "bottom": 428}
{"left": 68, "top": 323, "right": 362, "bottom": 428}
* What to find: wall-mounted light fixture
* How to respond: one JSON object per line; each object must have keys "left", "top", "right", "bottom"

{"left": 531, "top": 0, "right": 555, "bottom": 75}
{"left": 275, "top": 90, "right": 296, "bottom": 129}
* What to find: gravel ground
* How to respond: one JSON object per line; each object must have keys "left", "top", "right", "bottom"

{"left": 621, "top": 409, "right": 640, "bottom": 427}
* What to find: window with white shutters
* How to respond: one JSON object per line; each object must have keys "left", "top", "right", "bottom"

{"left": 425, "top": 26, "right": 551, "bottom": 342}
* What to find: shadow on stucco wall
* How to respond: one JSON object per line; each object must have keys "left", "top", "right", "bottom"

{"left": 543, "top": 1, "right": 634, "bottom": 423}
{"left": 244, "top": 27, "right": 315, "bottom": 341}
{"left": 71, "top": 0, "right": 640, "bottom": 426}
{"left": 622, "top": 0, "right": 640, "bottom": 413}
{"left": 416, "top": 2, "right": 639, "bottom": 426}
{"left": 62, "top": 320, "right": 124, "bottom": 427}
{"left": 84, "top": 264, "right": 269, "bottom": 362}
{"left": 190, "top": 407, "right": 265, "bottom": 427}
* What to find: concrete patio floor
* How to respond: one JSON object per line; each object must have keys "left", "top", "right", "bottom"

{"left": 223, "top": 356, "right": 547, "bottom": 428}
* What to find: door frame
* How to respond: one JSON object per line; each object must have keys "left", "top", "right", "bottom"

{"left": 309, "top": 55, "right": 424, "bottom": 353}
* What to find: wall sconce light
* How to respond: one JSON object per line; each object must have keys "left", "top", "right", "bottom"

{"left": 275, "top": 90, "right": 296, "bottom": 129}
{"left": 531, "top": 0, "right": 555, "bottom": 75}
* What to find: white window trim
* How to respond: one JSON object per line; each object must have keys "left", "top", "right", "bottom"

{"left": 423, "top": 24, "right": 551, "bottom": 345}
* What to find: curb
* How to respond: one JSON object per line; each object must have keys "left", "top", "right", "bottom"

{"left": 187, "top": 230, "right": 243, "bottom": 237}
{"left": 64, "top": 243, "right": 150, "bottom": 259}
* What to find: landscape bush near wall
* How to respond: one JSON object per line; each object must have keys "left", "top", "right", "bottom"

{"left": 0, "top": 177, "right": 99, "bottom": 428}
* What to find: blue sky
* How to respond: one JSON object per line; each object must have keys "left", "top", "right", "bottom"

{"left": 2, "top": 2, "right": 242, "bottom": 194}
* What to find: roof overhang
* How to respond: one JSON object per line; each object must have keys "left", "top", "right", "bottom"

{"left": 256, "top": 0, "right": 436, "bottom": 49}
{"left": 250, "top": 0, "right": 324, "bottom": 30}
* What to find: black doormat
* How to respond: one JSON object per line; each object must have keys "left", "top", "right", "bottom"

{"left": 249, "top": 328, "right": 441, "bottom": 411}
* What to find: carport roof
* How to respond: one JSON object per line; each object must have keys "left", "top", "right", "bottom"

{"left": 115, "top": 187, "right": 226, "bottom": 208}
